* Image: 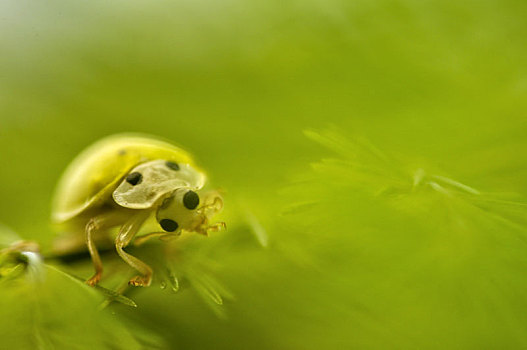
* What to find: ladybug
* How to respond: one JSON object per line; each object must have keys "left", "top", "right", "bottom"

{"left": 51, "top": 134, "right": 224, "bottom": 287}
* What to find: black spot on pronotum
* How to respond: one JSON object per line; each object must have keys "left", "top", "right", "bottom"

{"left": 165, "top": 161, "right": 180, "bottom": 171}
{"left": 183, "top": 190, "right": 200, "bottom": 210}
{"left": 126, "top": 172, "right": 142, "bottom": 186}
{"left": 160, "top": 219, "right": 178, "bottom": 232}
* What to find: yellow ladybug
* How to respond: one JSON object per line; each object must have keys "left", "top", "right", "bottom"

{"left": 51, "top": 134, "right": 224, "bottom": 287}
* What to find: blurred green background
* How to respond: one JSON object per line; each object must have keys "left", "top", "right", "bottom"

{"left": 1, "top": 0, "right": 526, "bottom": 349}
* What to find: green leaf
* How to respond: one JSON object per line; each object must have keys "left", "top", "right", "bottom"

{"left": 0, "top": 262, "right": 162, "bottom": 349}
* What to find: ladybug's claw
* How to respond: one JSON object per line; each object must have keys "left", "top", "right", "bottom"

{"left": 128, "top": 275, "right": 152, "bottom": 287}
{"left": 86, "top": 273, "right": 101, "bottom": 286}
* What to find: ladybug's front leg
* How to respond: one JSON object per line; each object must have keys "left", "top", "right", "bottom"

{"left": 194, "top": 191, "right": 225, "bottom": 235}
{"left": 85, "top": 211, "right": 129, "bottom": 286}
{"left": 115, "top": 211, "right": 152, "bottom": 287}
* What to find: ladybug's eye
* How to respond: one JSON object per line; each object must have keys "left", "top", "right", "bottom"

{"left": 183, "top": 190, "right": 200, "bottom": 210}
{"left": 165, "top": 161, "right": 180, "bottom": 171}
{"left": 126, "top": 172, "right": 142, "bottom": 186}
{"left": 160, "top": 219, "right": 179, "bottom": 232}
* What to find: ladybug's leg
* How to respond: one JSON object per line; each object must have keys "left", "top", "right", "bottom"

{"left": 85, "top": 211, "right": 129, "bottom": 286}
{"left": 194, "top": 191, "right": 225, "bottom": 235}
{"left": 115, "top": 211, "right": 152, "bottom": 287}
{"left": 133, "top": 232, "right": 178, "bottom": 246}
{"left": 200, "top": 191, "right": 224, "bottom": 217}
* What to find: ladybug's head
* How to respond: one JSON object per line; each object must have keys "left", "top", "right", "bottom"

{"left": 155, "top": 188, "right": 224, "bottom": 235}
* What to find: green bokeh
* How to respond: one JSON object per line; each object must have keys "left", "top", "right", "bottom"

{"left": 1, "top": 0, "right": 526, "bottom": 349}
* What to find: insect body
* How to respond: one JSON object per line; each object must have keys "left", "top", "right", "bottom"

{"left": 51, "top": 134, "right": 224, "bottom": 287}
